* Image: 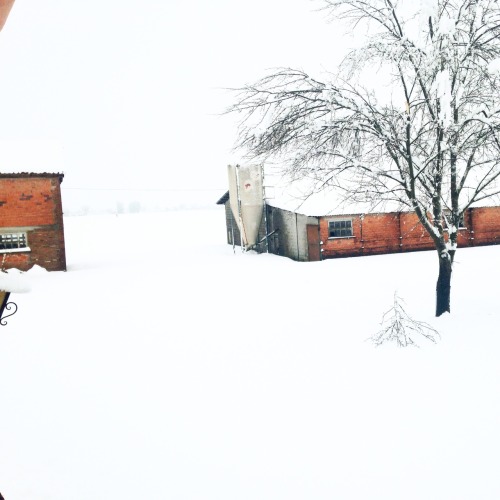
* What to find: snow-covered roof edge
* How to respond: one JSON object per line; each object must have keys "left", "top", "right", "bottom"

{"left": 0, "top": 172, "right": 64, "bottom": 183}
{"left": 217, "top": 189, "right": 500, "bottom": 217}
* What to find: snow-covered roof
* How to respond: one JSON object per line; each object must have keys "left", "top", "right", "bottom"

{"left": 262, "top": 168, "right": 407, "bottom": 216}
{"left": 0, "top": 172, "right": 64, "bottom": 182}
{"left": 269, "top": 184, "right": 500, "bottom": 217}
{"left": 217, "top": 185, "right": 405, "bottom": 216}
{"left": 266, "top": 185, "right": 397, "bottom": 216}
{"left": 219, "top": 165, "right": 500, "bottom": 217}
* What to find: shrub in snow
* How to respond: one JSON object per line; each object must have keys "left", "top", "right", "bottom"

{"left": 370, "top": 294, "right": 440, "bottom": 348}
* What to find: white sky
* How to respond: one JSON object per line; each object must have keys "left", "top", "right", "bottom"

{"left": 0, "top": 0, "right": 349, "bottom": 212}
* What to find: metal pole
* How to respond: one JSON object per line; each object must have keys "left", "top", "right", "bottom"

{"left": 235, "top": 165, "right": 245, "bottom": 252}
{"left": 295, "top": 212, "right": 300, "bottom": 261}
{"left": 261, "top": 163, "right": 269, "bottom": 253}
{"left": 230, "top": 207, "right": 236, "bottom": 254}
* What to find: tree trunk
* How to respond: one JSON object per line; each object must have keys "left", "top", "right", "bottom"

{"left": 436, "top": 253, "right": 452, "bottom": 317}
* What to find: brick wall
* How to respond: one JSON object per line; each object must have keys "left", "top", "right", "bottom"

{"left": 0, "top": 174, "right": 66, "bottom": 271}
{"left": 219, "top": 195, "right": 500, "bottom": 261}
{"left": 320, "top": 214, "right": 362, "bottom": 258}
{"left": 399, "top": 212, "right": 434, "bottom": 251}
{"left": 320, "top": 207, "right": 500, "bottom": 259}
{"left": 470, "top": 207, "right": 500, "bottom": 246}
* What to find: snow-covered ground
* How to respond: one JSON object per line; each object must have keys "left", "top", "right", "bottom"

{"left": 1, "top": 208, "right": 499, "bottom": 500}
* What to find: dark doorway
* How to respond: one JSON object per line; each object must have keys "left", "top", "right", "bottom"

{"left": 306, "top": 224, "right": 321, "bottom": 261}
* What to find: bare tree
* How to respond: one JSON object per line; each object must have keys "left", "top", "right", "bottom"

{"left": 228, "top": 0, "right": 500, "bottom": 316}
{"left": 369, "top": 293, "right": 440, "bottom": 347}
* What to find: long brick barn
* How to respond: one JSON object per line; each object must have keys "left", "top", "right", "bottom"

{"left": 219, "top": 192, "right": 500, "bottom": 262}
{"left": 0, "top": 173, "right": 66, "bottom": 271}
{"left": 218, "top": 165, "right": 500, "bottom": 262}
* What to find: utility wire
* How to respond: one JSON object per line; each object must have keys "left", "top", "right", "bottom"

{"left": 63, "top": 187, "right": 225, "bottom": 192}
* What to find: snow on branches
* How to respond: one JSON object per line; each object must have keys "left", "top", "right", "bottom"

{"left": 228, "top": 0, "right": 500, "bottom": 315}
{"left": 369, "top": 293, "right": 440, "bottom": 348}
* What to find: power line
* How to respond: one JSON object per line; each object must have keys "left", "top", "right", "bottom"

{"left": 63, "top": 187, "right": 225, "bottom": 192}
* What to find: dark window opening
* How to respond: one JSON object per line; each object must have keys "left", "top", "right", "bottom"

{"left": 328, "top": 220, "right": 353, "bottom": 238}
{"left": 443, "top": 211, "right": 466, "bottom": 230}
{"left": 0, "top": 232, "right": 28, "bottom": 250}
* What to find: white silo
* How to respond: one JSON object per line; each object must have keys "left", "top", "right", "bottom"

{"left": 227, "top": 164, "right": 264, "bottom": 249}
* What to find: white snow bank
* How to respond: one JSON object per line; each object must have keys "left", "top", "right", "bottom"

{"left": 0, "top": 210, "right": 499, "bottom": 500}
{"left": 0, "top": 268, "right": 31, "bottom": 293}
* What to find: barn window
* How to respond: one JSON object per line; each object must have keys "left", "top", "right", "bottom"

{"left": 328, "top": 219, "right": 353, "bottom": 238}
{"left": 0, "top": 232, "right": 29, "bottom": 252}
{"left": 443, "top": 211, "right": 466, "bottom": 230}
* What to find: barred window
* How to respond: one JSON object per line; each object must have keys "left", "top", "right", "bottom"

{"left": 328, "top": 219, "right": 353, "bottom": 238}
{"left": 0, "top": 232, "right": 28, "bottom": 250}
{"left": 443, "top": 211, "right": 466, "bottom": 230}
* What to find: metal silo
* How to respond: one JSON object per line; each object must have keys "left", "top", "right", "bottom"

{"left": 227, "top": 164, "right": 264, "bottom": 249}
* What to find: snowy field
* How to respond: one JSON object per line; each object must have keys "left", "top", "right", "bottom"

{"left": 1, "top": 208, "right": 500, "bottom": 500}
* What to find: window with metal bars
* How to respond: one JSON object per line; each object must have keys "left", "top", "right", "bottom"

{"left": 0, "top": 232, "right": 28, "bottom": 250}
{"left": 443, "top": 211, "right": 466, "bottom": 230}
{"left": 328, "top": 219, "right": 353, "bottom": 238}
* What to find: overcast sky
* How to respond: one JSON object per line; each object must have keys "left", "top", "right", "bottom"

{"left": 0, "top": 0, "right": 349, "bottom": 213}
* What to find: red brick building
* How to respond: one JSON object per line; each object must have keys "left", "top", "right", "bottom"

{"left": 218, "top": 191, "right": 500, "bottom": 262}
{"left": 319, "top": 206, "right": 500, "bottom": 259}
{"left": 0, "top": 173, "right": 66, "bottom": 271}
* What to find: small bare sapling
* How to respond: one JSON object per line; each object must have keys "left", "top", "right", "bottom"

{"left": 370, "top": 294, "right": 440, "bottom": 348}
